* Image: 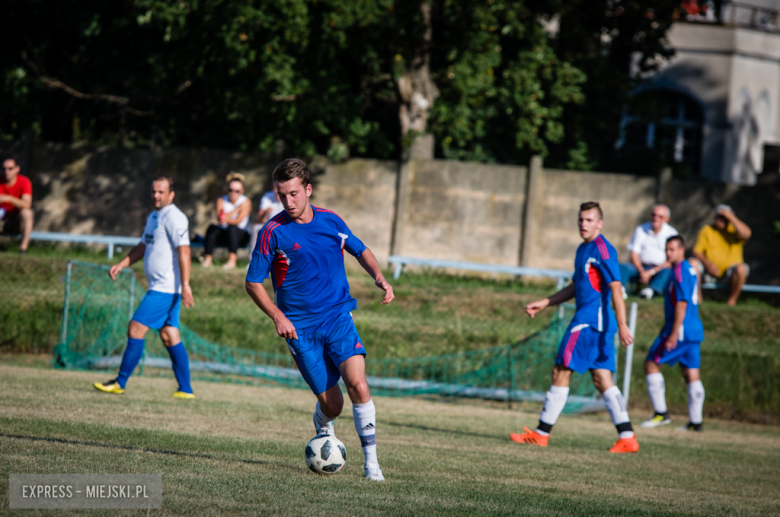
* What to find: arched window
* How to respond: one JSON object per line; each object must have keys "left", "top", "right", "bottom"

{"left": 616, "top": 90, "right": 704, "bottom": 174}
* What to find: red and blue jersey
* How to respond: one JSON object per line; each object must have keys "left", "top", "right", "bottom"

{"left": 570, "top": 235, "right": 621, "bottom": 332}
{"left": 246, "top": 206, "right": 367, "bottom": 329}
{"left": 663, "top": 260, "right": 704, "bottom": 342}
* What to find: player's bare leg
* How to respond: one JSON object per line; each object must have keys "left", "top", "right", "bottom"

{"left": 161, "top": 325, "right": 194, "bottom": 398}
{"left": 314, "top": 384, "right": 344, "bottom": 437}
{"left": 339, "top": 355, "right": 383, "bottom": 481}
{"left": 678, "top": 366, "right": 704, "bottom": 432}
{"left": 591, "top": 369, "right": 638, "bottom": 453}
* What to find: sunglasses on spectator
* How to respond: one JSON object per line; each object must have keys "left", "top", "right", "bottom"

{"left": 228, "top": 188, "right": 242, "bottom": 193}
{"left": 651, "top": 213, "right": 665, "bottom": 218}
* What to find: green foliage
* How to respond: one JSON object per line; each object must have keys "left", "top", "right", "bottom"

{"left": 0, "top": 0, "right": 619, "bottom": 164}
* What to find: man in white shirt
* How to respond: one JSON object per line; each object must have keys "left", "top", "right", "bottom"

{"left": 248, "top": 185, "right": 285, "bottom": 254}
{"left": 93, "top": 175, "right": 196, "bottom": 398}
{"left": 620, "top": 204, "right": 678, "bottom": 299}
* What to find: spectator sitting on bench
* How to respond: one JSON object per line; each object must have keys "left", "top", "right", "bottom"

{"left": 247, "top": 183, "right": 284, "bottom": 254}
{"left": 620, "top": 204, "right": 678, "bottom": 299}
{"left": 689, "top": 204, "right": 751, "bottom": 306}
{"left": 0, "top": 156, "right": 33, "bottom": 254}
{"left": 200, "top": 172, "right": 252, "bottom": 270}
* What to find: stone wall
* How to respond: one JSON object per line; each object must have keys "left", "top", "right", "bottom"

{"left": 3, "top": 140, "right": 779, "bottom": 284}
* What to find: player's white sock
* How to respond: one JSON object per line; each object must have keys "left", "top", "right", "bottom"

{"left": 603, "top": 385, "right": 634, "bottom": 439}
{"left": 537, "top": 385, "right": 569, "bottom": 436}
{"left": 314, "top": 402, "right": 335, "bottom": 435}
{"left": 687, "top": 380, "right": 705, "bottom": 425}
{"left": 646, "top": 372, "right": 668, "bottom": 415}
{"left": 353, "top": 399, "right": 377, "bottom": 466}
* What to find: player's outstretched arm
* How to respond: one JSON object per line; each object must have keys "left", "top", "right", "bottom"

{"left": 109, "top": 243, "right": 146, "bottom": 280}
{"left": 245, "top": 281, "right": 298, "bottom": 339}
{"left": 526, "top": 283, "right": 575, "bottom": 318}
{"left": 356, "top": 248, "right": 395, "bottom": 305}
{"left": 178, "top": 245, "right": 194, "bottom": 308}
{"left": 609, "top": 281, "right": 634, "bottom": 347}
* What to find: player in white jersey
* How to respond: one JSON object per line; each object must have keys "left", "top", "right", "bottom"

{"left": 93, "top": 176, "right": 196, "bottom": 398}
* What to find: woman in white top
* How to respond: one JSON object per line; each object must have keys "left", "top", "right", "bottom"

{"left": 201, "top": 173, "right": 252, "bottom": 270}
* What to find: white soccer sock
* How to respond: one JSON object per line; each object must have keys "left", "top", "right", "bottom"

{"left": 315, "top": 402, "right": 335, "bottom": 432}
{"left": 687, "top": 380, "right": 705, "bottom": 425}
{"left": 353, "top": 399, "right": 377, "bottom": 466}
{"left": 603, "top": 385, "right": 634, "bottom": 439}
{"left": 537, "top": 385, "right": 569, "bottom": 435}
{"left": 646, "top": 372, "right": 668, "bottom": 414}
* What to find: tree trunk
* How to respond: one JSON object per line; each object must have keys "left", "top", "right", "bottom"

{"left": 398, "top": 0, "right": 439, "bottom": 159}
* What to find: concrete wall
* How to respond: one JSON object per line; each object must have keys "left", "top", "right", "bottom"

{"left": 3, "top": 139, "right": 779, "bottom": 284}
{"left": 524, "top": 169, "right": 657, "bottom": 270}
{"left": 395, "top": 159, "right": 527, "bottom": 265}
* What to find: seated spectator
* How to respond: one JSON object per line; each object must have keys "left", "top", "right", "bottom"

{"left": 0, "top": 156, "right": 33, "bottom": 253}
{"left": 689, "top": 204, "right": 751, "bottom": 306}
{"left": 620, "top": 204, "right": 678, "bottom": 299}
{"left": 200, "top": 173, "right": 252, "bottom": 270}
{"left": 247, "top": 183, "right": 284, "bottom": 253}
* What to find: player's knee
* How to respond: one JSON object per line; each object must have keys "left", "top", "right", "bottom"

{"left": 644, "top": 361, "right": 658, "bottom": 375}
{"left": 736, "top": 263, "right": 748, "bottom": 278}
{"left": 347, "top": 380, "right": 370, "bottom": 404}
{"left": 127, "top": 321, "right": 146, "bottom": 339}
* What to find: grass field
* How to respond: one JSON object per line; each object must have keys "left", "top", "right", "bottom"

{"left": 2, "top": 248, "right": 779, "bottom": 419}
{"left": 1, "top": 362, "right": 779, "bottom": 516}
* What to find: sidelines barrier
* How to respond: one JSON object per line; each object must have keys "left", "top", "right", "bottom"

{"left": 52, "top": 260, "right": 637, "bottom": 412}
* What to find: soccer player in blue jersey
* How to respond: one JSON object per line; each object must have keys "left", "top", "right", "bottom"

{"left": 641, "top": 235, "right": 706, "bottom": 432}
{"left": 93, "top": 175, "right": 195, "bottom": 398}
{"left": 245, "top": 158, "right": 394, "bottom": 481}
{"left": 510, "top": 201, "right": 639, "bottom": 453}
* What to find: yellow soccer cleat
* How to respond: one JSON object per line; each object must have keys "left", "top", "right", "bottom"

{"left": 172, "top": 391, "right": 195, "bottom": 399}
{"left": 93, "top": 379, "right": 125, "bottom": 394}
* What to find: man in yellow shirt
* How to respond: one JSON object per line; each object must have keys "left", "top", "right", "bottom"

{"left": 690, "top": 205, "right": 751, "bottom": 305}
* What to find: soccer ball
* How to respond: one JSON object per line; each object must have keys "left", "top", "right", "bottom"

{"left": 305, "top": 434, "right": 346, "bottom": 474}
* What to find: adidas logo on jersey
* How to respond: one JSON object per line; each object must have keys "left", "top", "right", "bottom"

{"left": 292, "top": 243, "right": 302, "bottom": 251}
{"left": 362, "top": 423, "right": 375, "bottom": 431}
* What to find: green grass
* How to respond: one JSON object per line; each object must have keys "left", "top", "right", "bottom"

{"left": 1, "top": 363, "right": 779, "bottom": 516}
{"left": 2, "top": 247, "right": 780, "bottom": 418}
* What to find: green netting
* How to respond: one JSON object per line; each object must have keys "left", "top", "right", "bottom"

{"left": 53, "top": 260, "right": 604, "bottom": 410}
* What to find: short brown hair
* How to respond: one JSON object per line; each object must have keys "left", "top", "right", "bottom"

{"left": 152, "top": 174, "right": 175, "bottom": 192}
{"left": 273, "top": 158, "right": 310, "bottom": 187}
{"left": 666, "top": 235, "right": 685, "bottom": 247}
{"left": 580, "top": 201, "right": 603, "bottom": 220}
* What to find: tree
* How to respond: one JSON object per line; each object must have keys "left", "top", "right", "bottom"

{"left": 1, "top": 0, "right": 591, "bottom": 166}
{"left": 543, "top": 0, "right": 679, "bottom": 171}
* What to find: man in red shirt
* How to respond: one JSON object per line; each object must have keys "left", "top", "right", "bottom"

{"left": 0, "top": 157, "right": 34, "bottom": 253}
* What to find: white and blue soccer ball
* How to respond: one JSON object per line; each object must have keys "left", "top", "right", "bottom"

{"left": 305, "top": 435, "right": 346, "bottom": 474}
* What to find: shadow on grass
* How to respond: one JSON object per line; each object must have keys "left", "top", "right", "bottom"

{"left": 0, "top": 432, "right": 299, "bottom": 471}
{"left": 288, "top": 407, "right": 504, "bottom": 441}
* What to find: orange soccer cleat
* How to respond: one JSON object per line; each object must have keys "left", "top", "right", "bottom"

{"left": 609, "top": 435, "right": 639, "bottom": 453}
{"left": 510, "top": 427, "right": 549, "bottom": 447}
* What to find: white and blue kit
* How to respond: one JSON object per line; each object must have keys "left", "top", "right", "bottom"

{"left": 647, "top": 260, "right": 704, "bottom": 368}
{"left": 116, "top": 203, "right": 192, "bottom": 393}
{"left": 132, "top": 204, "right": 191, "bottom": 329}
{"left": 246, "top": 206, "right": 367, "bottom": 395}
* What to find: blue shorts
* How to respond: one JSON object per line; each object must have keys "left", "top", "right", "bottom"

{"left": 555, "top": 323, "right": 616, "bottom": 374}
{"left": 131, "top": 290, "right": 181, "bottom": 330}
{"left": 287, "top": 312, "right": 366, "bottom": 395}
{"left": 647, "top": 335, "right": 701, "bottom": 369}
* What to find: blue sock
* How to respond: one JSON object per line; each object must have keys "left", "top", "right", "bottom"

{"left": 116, "top": 338, "right": 145, "bottom": 389}
{"left": 167, "top": 342, "right": 192, "bottom": 394}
